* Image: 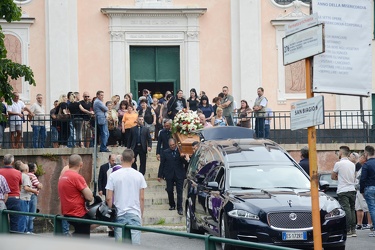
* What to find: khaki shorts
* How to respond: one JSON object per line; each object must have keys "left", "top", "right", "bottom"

{"left": 9, "top": 123, "right": 22, "bottom": 132}
{"left": 355, "top": 191, "right": 369, "bottom": 212}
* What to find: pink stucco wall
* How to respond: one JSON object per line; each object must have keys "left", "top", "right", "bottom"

{"left": 20, "top": 0, "right": 339, "bottom": 111}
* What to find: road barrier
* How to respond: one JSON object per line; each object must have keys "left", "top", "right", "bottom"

{"left": 0, "top": 209, "right": 298, "bottom": 250}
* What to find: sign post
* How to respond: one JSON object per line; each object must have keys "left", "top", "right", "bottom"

{"left": 305, "top": 58, "right": 322, "bottom": 250}
{"left": 284, "top": 13, "right": 324, "bottom": 250}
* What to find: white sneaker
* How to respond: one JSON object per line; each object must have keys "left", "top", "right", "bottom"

{"left": 368, "top": 232, "right": 375, "bottom": 237}
{"left": 362, "top": 224, "right": 371, "bottom": 230}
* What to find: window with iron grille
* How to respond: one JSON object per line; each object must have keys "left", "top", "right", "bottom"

{"left": 273, "top": 0, "right": 311, "bottom": 5}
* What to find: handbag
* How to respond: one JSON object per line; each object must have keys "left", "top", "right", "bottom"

{"left": 145, "top": 122, "right": 155, "bottom": 133}
{"left": 57, "top": 105, "right": 70, "bottom": 121}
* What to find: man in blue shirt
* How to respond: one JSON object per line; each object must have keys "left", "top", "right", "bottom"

{"left": 360, "top": 145, "right": 375, "bottom": 233}
{"left": 93, "top": 91, "right": 110, "bottom": 152}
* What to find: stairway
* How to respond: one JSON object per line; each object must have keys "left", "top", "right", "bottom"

{"left": 106, "top": 143, "right": 185, "bottom": 226}
{"left": 143, "top": 146, "right": 185, "bottom": 225}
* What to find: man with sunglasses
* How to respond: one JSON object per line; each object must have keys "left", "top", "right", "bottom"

{"left": 79, "top": 92, "right": 94, "bottom": 147}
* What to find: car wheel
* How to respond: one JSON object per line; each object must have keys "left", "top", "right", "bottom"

{"left": 186, "top": 204, "right": 203, "bottom": 234}
{"left": 220, "top": 213, "right": 235, "bottom": 250}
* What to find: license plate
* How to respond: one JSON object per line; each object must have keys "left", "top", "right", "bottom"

{"left": 282, "top": 231, "right": 307, "bottom": 241}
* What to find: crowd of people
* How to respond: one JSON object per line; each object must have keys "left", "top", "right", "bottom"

{"left": 300, "top": 145, "right": 375, "bottom": 238}
{"left": 0, "top": 154, "right": 43, "bottom": 234}
{"left": 0, "top": 86, "right": 274, "bottom": 150}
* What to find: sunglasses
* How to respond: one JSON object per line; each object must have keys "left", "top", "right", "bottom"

{"left": 84, "top": 96, "right": 90, "bottom": 98}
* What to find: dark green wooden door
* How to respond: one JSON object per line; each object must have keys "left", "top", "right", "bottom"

{"left": 130, "top": 46, "right": 180, "bottom": 100}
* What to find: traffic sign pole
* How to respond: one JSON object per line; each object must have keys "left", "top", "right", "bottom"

{"left": 306, "top": 57, "right": 322, "bottom": 250}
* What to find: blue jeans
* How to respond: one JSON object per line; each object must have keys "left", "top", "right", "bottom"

{"left": 19, "top": 200, "right": 30, "bottom": 233}
{"left": 265, "top": 124, "right": 270, "bottom": 139}
{"left": 255, "top": 118, "right": 265, "bottom": 138}
{"left": 5, "top": 197, "right": 21, "bottom": 232}
{"left": 115, "top": 213, "right": 141, "bottom": 244}
{"left": 67, "top": 121, "right": 75, "bottom": 148}
{"left": 364, "top": 186, "right": 375, "bottom": 228}
{"left": 26, "top": 194, "right": 37, "bottom": 232}
{"left": 51, "top": 126, "right": 58, "bottom": 143}
{"left": 32, "top": 125, "right": 46, "bottom": 148}
{"left": 62, "top": 220, "right": 70, "bottom": 235}
{"left": 98, "top": 123, "right": 109, "bottom": 152}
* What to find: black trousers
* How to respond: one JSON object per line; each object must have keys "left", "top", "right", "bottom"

{"left": 65, "top": 214, "right": 90, "bottom": 238}
{"left": 165, "top": 177, "right": 184, "bottom": 210}
{"left": 132, "top": 145, "right": 147, "bottom": 175}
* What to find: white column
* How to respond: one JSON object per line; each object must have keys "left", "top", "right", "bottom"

{"left": 45, "top": 0, "right": 79, "bottom": 106}
{"left": 110, "top": 30, "right": 126, "bottom": 96}
{"left": 184, "top": 14, "right": 201, "bottom": 94}
{"left": 231, "top": 0, "right": 262, "bottom": 105}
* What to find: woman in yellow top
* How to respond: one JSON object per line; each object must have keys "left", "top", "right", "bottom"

{"left": 122, "top": 104, "right": 138, "bottom": 146}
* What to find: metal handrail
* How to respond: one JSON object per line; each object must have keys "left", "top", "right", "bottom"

{"left": 0, "top": 110, "right": 373, "bottom": 148}
{"left": 0, "top": 209, "right": 298, "bottom": 250}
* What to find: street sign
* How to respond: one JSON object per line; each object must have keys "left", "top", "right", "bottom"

{"left": 283, "top": 23, "right": 325, "bottom": 66}
{"left": 285, "top": 13, "right": 319, "bottom": 36}
{"left": 312, "top": 0, "right": 372, "bottom": 97}
{"left": 290, "top": 96, "right": 324, "bottom": 131}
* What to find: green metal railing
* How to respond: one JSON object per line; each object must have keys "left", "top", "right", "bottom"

{"left": 0, "top": 209, "right": 298, "bottom": 250}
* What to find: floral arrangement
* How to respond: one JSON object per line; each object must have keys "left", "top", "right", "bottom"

{"left": 172, "top": 109, "right": 203, "bottom": 135}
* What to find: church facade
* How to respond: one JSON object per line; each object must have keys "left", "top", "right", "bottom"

{"left": 3, "top": 0, "right": 374, "bottom": 112}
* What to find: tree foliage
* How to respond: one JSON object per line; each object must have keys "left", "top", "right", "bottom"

{"left": 0, "top": 0, "right": 36, "bottom": 106}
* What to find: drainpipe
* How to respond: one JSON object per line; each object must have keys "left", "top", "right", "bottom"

{"left": 360, "top": 97, "right": 369, "bottom": 143}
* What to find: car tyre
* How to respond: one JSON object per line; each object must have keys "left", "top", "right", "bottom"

{"left": 186, "top": 204, "right": 203, "bottom": 234}
{"left": 221, "top": 213, "right": 235, "bottom": 250}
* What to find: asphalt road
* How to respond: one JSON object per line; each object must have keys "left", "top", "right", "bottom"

{"left": 90, "top": 228, "right": 374, "bottom": 250}
{"left": 4, "top": 227, "right": 373, "bottom": 250}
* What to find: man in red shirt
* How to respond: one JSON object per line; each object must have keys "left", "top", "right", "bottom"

{"left": 0, "top": 154, "right": 22, "bottom": 232}
{"left": 58, "top": 154, "right": 93, "bottom": 237}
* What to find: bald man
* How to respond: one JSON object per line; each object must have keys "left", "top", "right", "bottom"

{"left": 58, "top": 154, "right": 93, "bottom": 237}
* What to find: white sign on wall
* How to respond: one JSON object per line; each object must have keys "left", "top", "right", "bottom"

{"left": 285, "top": 13, "right": 319, "bottom": 36}
{"left": 290, "top": 96, "right": 324, "bottom": 131}
{"left": 283, "top": 23, "right": 325, "bottom": 65}
{"left": 312, "top": 0, "right": 372, "bottom": 97}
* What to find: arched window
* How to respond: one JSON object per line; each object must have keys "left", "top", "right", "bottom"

{"left": 14, "top": 0, "right": 33, "bottom": 4}
{"left": 4, "top": 34, "right": 23, "bottom": 93}
{"left": 273, "top": 0, "right": 310, "bottom": 6}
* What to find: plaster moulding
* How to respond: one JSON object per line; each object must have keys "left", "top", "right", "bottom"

{"left": 101, "top": 7, "right": 206, "bottom": 96}
{"left": 270, "top": 1, "right": 310, "bottom": 104}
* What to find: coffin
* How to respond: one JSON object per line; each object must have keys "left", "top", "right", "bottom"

{"left": 173, "top": 132, "right": 200, "bottom": 155}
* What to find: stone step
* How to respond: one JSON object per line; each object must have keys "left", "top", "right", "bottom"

{"left": 143, "top": 209, "right": 185, "bottom": 225}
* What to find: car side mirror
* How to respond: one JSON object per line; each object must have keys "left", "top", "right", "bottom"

{"left": 206, "top": 181, "right": 219, "bottom": 191}
{"left": 319, "top": 180, "right": 330, "bottom": 192}
{"left": 195, "top": 174, "right": 205, "bottom": 184}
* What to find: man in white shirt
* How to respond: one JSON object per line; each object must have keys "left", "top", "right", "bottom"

{"left": 30, "top": 94, "right": 47, "bottom": 148}
{"left": 7, "top": 92, "right": 33, "bottom": 149}
{"left": 253, "top": 87, "right": 268, "bottom": 138}
{"left": 331, "top": 145, "right": 357, "bottom": 237}
{"left": 106, "top": 149, "right": 147, "bottom": 244}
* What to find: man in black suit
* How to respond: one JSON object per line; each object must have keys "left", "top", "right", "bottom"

{"left": 127, "top": 116, "right": 152, "bottom": 175}
{"left": 158, "top": 138, "right": 188, "bottom": 215}
{"left": 156, "top": 119, "right": 172, "bottom": 161}
{"left": 98, "top": 154, "right": 116, "bottom": 197}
